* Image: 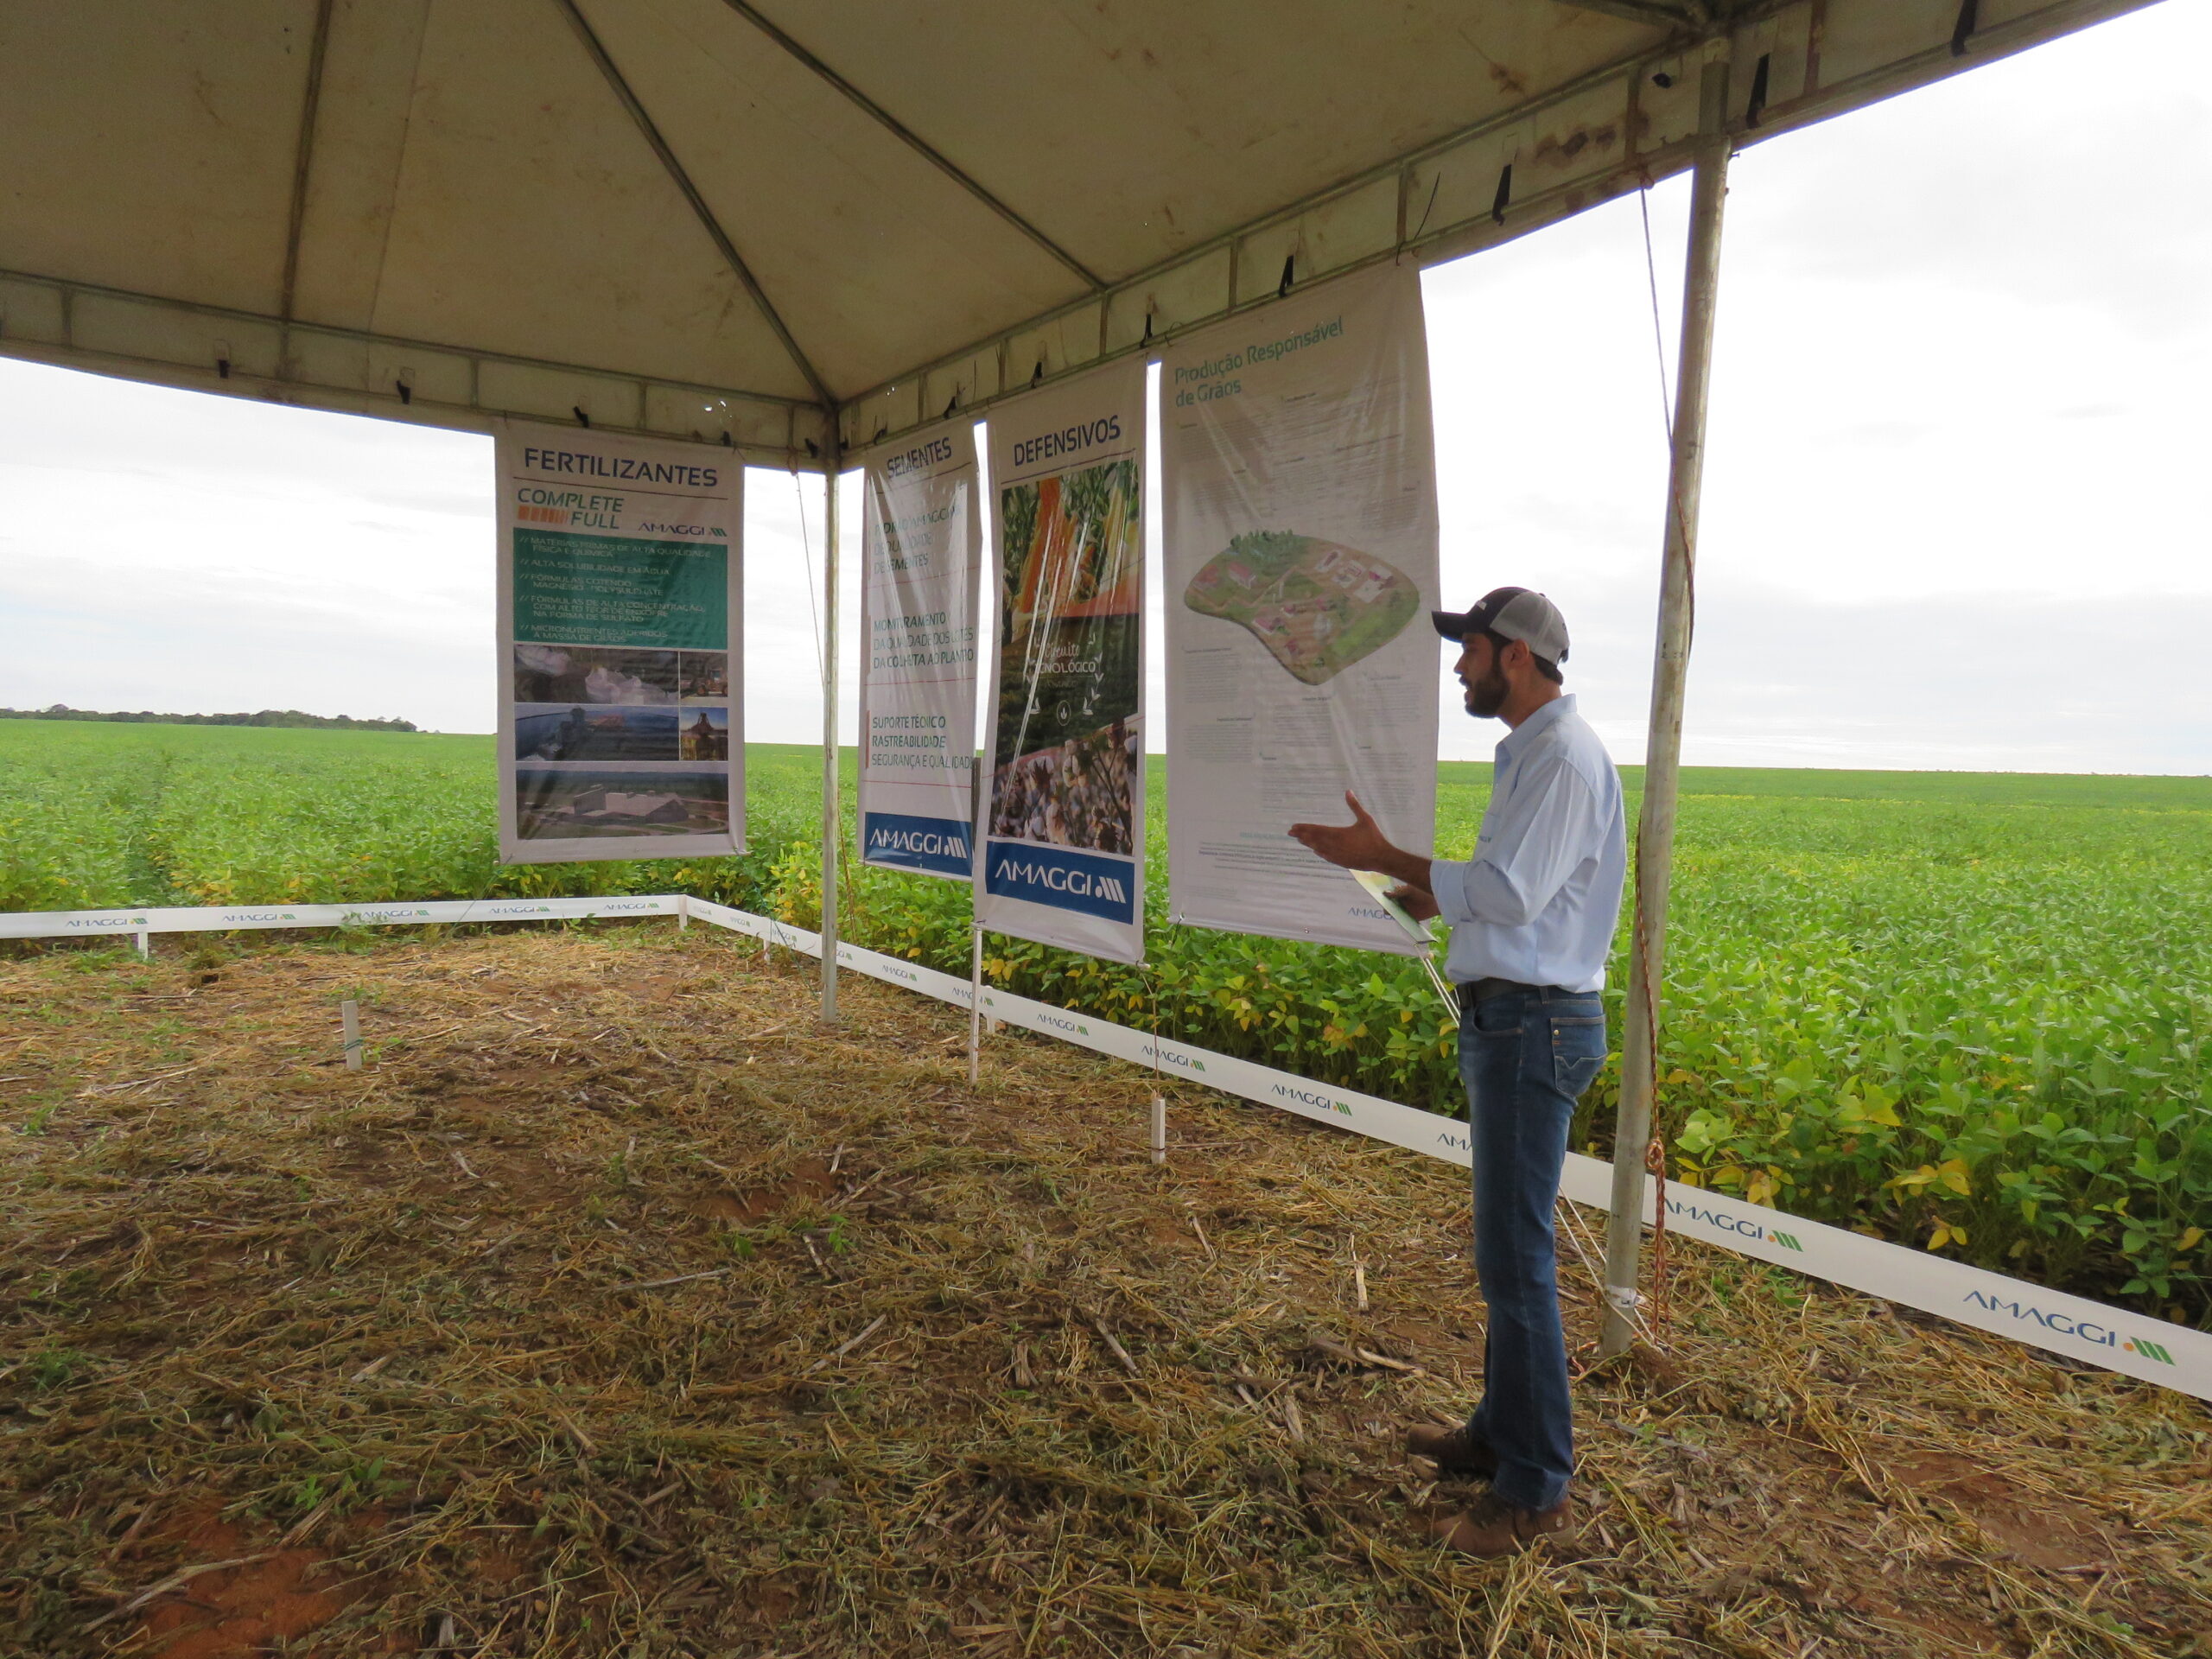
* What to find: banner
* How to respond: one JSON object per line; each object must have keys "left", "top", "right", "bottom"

{"left": 857, "top": 421, "right": 982, "bottom": 879}
{"left": 976, "top": 364, "right": 1147, "bottom": 963}
{"left": 496, "top": 422, "right": 743, "bottom": 864}
{"left": 1160, "top": 266, "right": 1440, "bottom": 953}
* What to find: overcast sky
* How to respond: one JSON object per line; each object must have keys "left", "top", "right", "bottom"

{"left": 1, "top": 2, "right": 2204, "bottom": 773}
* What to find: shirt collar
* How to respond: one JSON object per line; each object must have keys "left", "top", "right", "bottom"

{"left": 1495, "top": 692, "right": 1576, "bottom": 765}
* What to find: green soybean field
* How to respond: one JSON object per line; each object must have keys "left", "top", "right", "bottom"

{"left": 3, "top": 716, "right": 2207, "bottom": 1328}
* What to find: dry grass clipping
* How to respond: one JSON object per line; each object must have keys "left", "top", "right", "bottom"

{"left": 2, "top": 923, "right": 2208, "bottom": 1658}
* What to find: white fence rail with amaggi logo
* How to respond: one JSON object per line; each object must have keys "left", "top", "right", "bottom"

{"left": 6, "top": 893, "right": 2207, "bottom": 1400}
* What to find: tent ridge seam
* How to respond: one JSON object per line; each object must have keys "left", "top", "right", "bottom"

{"left": 553, "top": 0, "right": 836, "bottom": 409}
{"left": 717, "top": 0, "right": 1108, "bottom": 293}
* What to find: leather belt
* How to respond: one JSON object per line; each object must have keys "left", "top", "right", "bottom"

{"left": 1458, "top": 976, "right": 1552, "bottom": 1007}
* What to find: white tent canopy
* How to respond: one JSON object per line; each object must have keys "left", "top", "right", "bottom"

{"left": 0, "top": 0, "right": 2152, "bottom": 461}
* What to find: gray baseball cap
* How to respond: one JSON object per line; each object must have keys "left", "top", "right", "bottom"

{"left": 1432, "top": 586, "right": 1569, "bottom": 666}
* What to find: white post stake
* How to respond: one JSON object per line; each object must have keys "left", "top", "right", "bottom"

{"left": 819, "top": 428, "right": 843, "bottom": 1026}
{"left": 134, "top": 928, "right": 150, "bottom": 960}
{"left": 677, "top": 893, "right": 690, "bottom": 931}
{"left": 1150, "top": 1092, "right": 1167, "bottom": 1165}
{"left": 1600, "top": 41, "right": 1734, "bottom": 1359}
{"left": 341, "top": 999, "right": 363, "bottom": 1071}
{"left": 967, "top": 925, "right": 984, "bottom": 1087}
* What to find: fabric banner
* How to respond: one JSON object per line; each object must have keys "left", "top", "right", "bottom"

{"left": 856, "top": 421, "right": 982, "bottom": 880}
{"left": 976, "top": 363, "right": 1147, "bottom": 963}
{"left": 495, "top": 422, "right": 743, "bottom": 864}
{"left": 1160, "top": 266, "right": 1440, "bottom": 954}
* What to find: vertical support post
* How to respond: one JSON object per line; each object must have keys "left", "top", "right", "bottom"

{"left": 134, "top": 928, "right": 150, "bottom": 960}
{"left": 1600, "top": 42, "right": 1733, "bottom": 1357}
{"left": 341, "top": 999, "right": 363, "bottom": 1071}
{"left": 677, "top": 893, "right": 690, "bottom": 931}
{"left": 967, "top": 925, "right": 984, "bottom": 1087}
{"left": 1150, "top": 1093, "right": 1167, "bottom": 1165}
{"left": 819, "top": 427, "right": 843, "bottom": 1025}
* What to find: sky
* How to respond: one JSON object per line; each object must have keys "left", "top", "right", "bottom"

{"left": 1, "top": 2, "right": 2205, "bottom": 773}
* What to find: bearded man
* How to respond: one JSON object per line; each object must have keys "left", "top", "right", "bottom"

{"left": 1288, "top": 586, "right": 1626, "bottom": 1557}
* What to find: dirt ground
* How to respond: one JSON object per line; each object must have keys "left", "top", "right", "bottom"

{"left": 2, "top": 923, "right": 2207, "bottom": 1658}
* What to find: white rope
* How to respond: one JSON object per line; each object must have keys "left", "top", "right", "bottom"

{"left": 1637, "top": 181, "right": 1675, "bottom": 443}
{"left": 792, "top": 468, "right": 827, "bottom": 683}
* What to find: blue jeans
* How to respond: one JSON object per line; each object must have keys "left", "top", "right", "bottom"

{"left": 1457, "top": 987, "right": 1608, "bottom": 1511}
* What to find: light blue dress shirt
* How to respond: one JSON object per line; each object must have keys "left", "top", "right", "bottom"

{"left": 1425, "top": 694, "right": 1627, "bottom": 993}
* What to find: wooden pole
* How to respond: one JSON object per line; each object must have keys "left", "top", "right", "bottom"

{"left": 1599, "top": 41, "right": 1733, "bottom": 1357}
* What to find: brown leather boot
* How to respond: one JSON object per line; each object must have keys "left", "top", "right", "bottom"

{"left": 1404, "top": 1423, "right": 1498, "bottom": 1478}
{"left": 1433, "top": 1490, "right": 1573, "bottom": 1558}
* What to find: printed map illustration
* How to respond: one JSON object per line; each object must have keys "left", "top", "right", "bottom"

{"left": 1183, "top": 531, "right": 1420, "bottom": 684}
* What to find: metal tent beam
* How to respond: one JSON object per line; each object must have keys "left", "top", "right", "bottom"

{"left": 553, "top": 0, "right": 836, "bottom": 409}
{"left": 277, "top": 0, "right": 336, "bottom": 334}
{"left": 1600, "top": 40, "right": 1733, "bottom": 1357}
{"left": 1553, "top": 0, "right": 1706, "bottom": 26}
{"left": 716, "top": 0, "right": 1107, "bottom": 293}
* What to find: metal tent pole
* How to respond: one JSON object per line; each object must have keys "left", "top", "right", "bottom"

{"left": 1599, "top": 43, "right": 1734, "bottom": 1357}
{"left": 820, "top": 429, "right": 843, "bottom": 1025}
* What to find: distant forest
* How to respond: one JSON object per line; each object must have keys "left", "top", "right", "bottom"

{"left": 1, "top": 705, "right": 419, "bottom": 732}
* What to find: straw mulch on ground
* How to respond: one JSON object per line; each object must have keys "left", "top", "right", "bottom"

{"left": 2, "top": 923, "right": 2207, "bottom": 1659}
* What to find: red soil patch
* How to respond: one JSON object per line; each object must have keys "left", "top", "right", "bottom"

{"left": 130, "top": 1510, "right": 372, "bottom": 1658}
{"left": 1893, "top": 1452, "right": 2114, "bottom": 1571}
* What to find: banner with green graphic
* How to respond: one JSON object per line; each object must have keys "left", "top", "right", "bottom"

{"left": 495, "top": 422, "right": 743, "bottom": 865}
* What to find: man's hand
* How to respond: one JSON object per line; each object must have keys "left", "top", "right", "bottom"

{"left": 1287, "top": 791, "right": 1435, "bottom": 893}
{"left": 1387, "top": 883, "right": 1440, "bottom": 923}
{"left": 1287, "top": 791, "right": 1391, "bottom": 869}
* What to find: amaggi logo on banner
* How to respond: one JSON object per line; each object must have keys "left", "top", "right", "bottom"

{"left": 985, "top": 842, "right": 1135, "bottom": 923}
{"left": 863, "top": 811, "right": 973, "bottom": 878}
{"left": 1666, "top": 1194, "right": 1805, "bottom": 1251}
{"left": 1274, "top": 1081, "right": 1352, "bottom": 1116}
{"left": 1963, "top": 1289, "right": 2176, "bottom": 1363}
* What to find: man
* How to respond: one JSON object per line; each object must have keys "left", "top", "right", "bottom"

{"left": 1287, "top": 587, "right": 1626, "bottom": 1558}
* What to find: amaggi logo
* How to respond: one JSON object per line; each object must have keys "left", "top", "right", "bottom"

{"left": 871, "top": 827, "right": 969, "bottom": 859}
{"left": 1963, "top": 1289, "right": 2175, "bottom": 1362}
{"left": 68, "top": 916, "right": 150, "bottom": 930}
{"left": 864, "top": 812, "right": 975, "bottom": 878}
{"left": 488, "top": 904, "right": 553, "bottom": 916}
{"left": 1139, "top": 1042, "right": 1204, "bottom": 1073}
{"left": 221, "top": 911, "right": 299, "bottom": 924}
{"left": 1666, "top": 1195, "right": 1804, "bottom": 1251}
{"left": 982, "top": 842, "right": 1135, "bottom": 923}
{"left": 1273, "top": 1082, "right": 1353, "bottom": 1117}
{"left": 992, "top": 858, "right": 1124, "bottom": 901}
{"left": 1035, "top": 1012, "right": 1089, "bottom": 1035}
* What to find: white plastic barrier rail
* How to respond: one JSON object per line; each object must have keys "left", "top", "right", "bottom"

{"left": 9, "top": 893, "right": 2208, "bottom": 1400}
{"left": 0, "top": 894, "right": 681, "bottom": 944}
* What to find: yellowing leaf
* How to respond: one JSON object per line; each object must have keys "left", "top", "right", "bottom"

{"left": 2179, "top": 1227, "right": 2205, "bottom": 1253}
{"left": 1936, "top": 1157, "right": 1973, "bottom": 1197}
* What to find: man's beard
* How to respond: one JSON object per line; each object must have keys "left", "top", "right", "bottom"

{"left": 1464, "top": 666, "right": 1509, "bottom": 718}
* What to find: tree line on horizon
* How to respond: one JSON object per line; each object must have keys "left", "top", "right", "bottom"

{"left": 1, "top": 704, "right": 420, "bottom": 732}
